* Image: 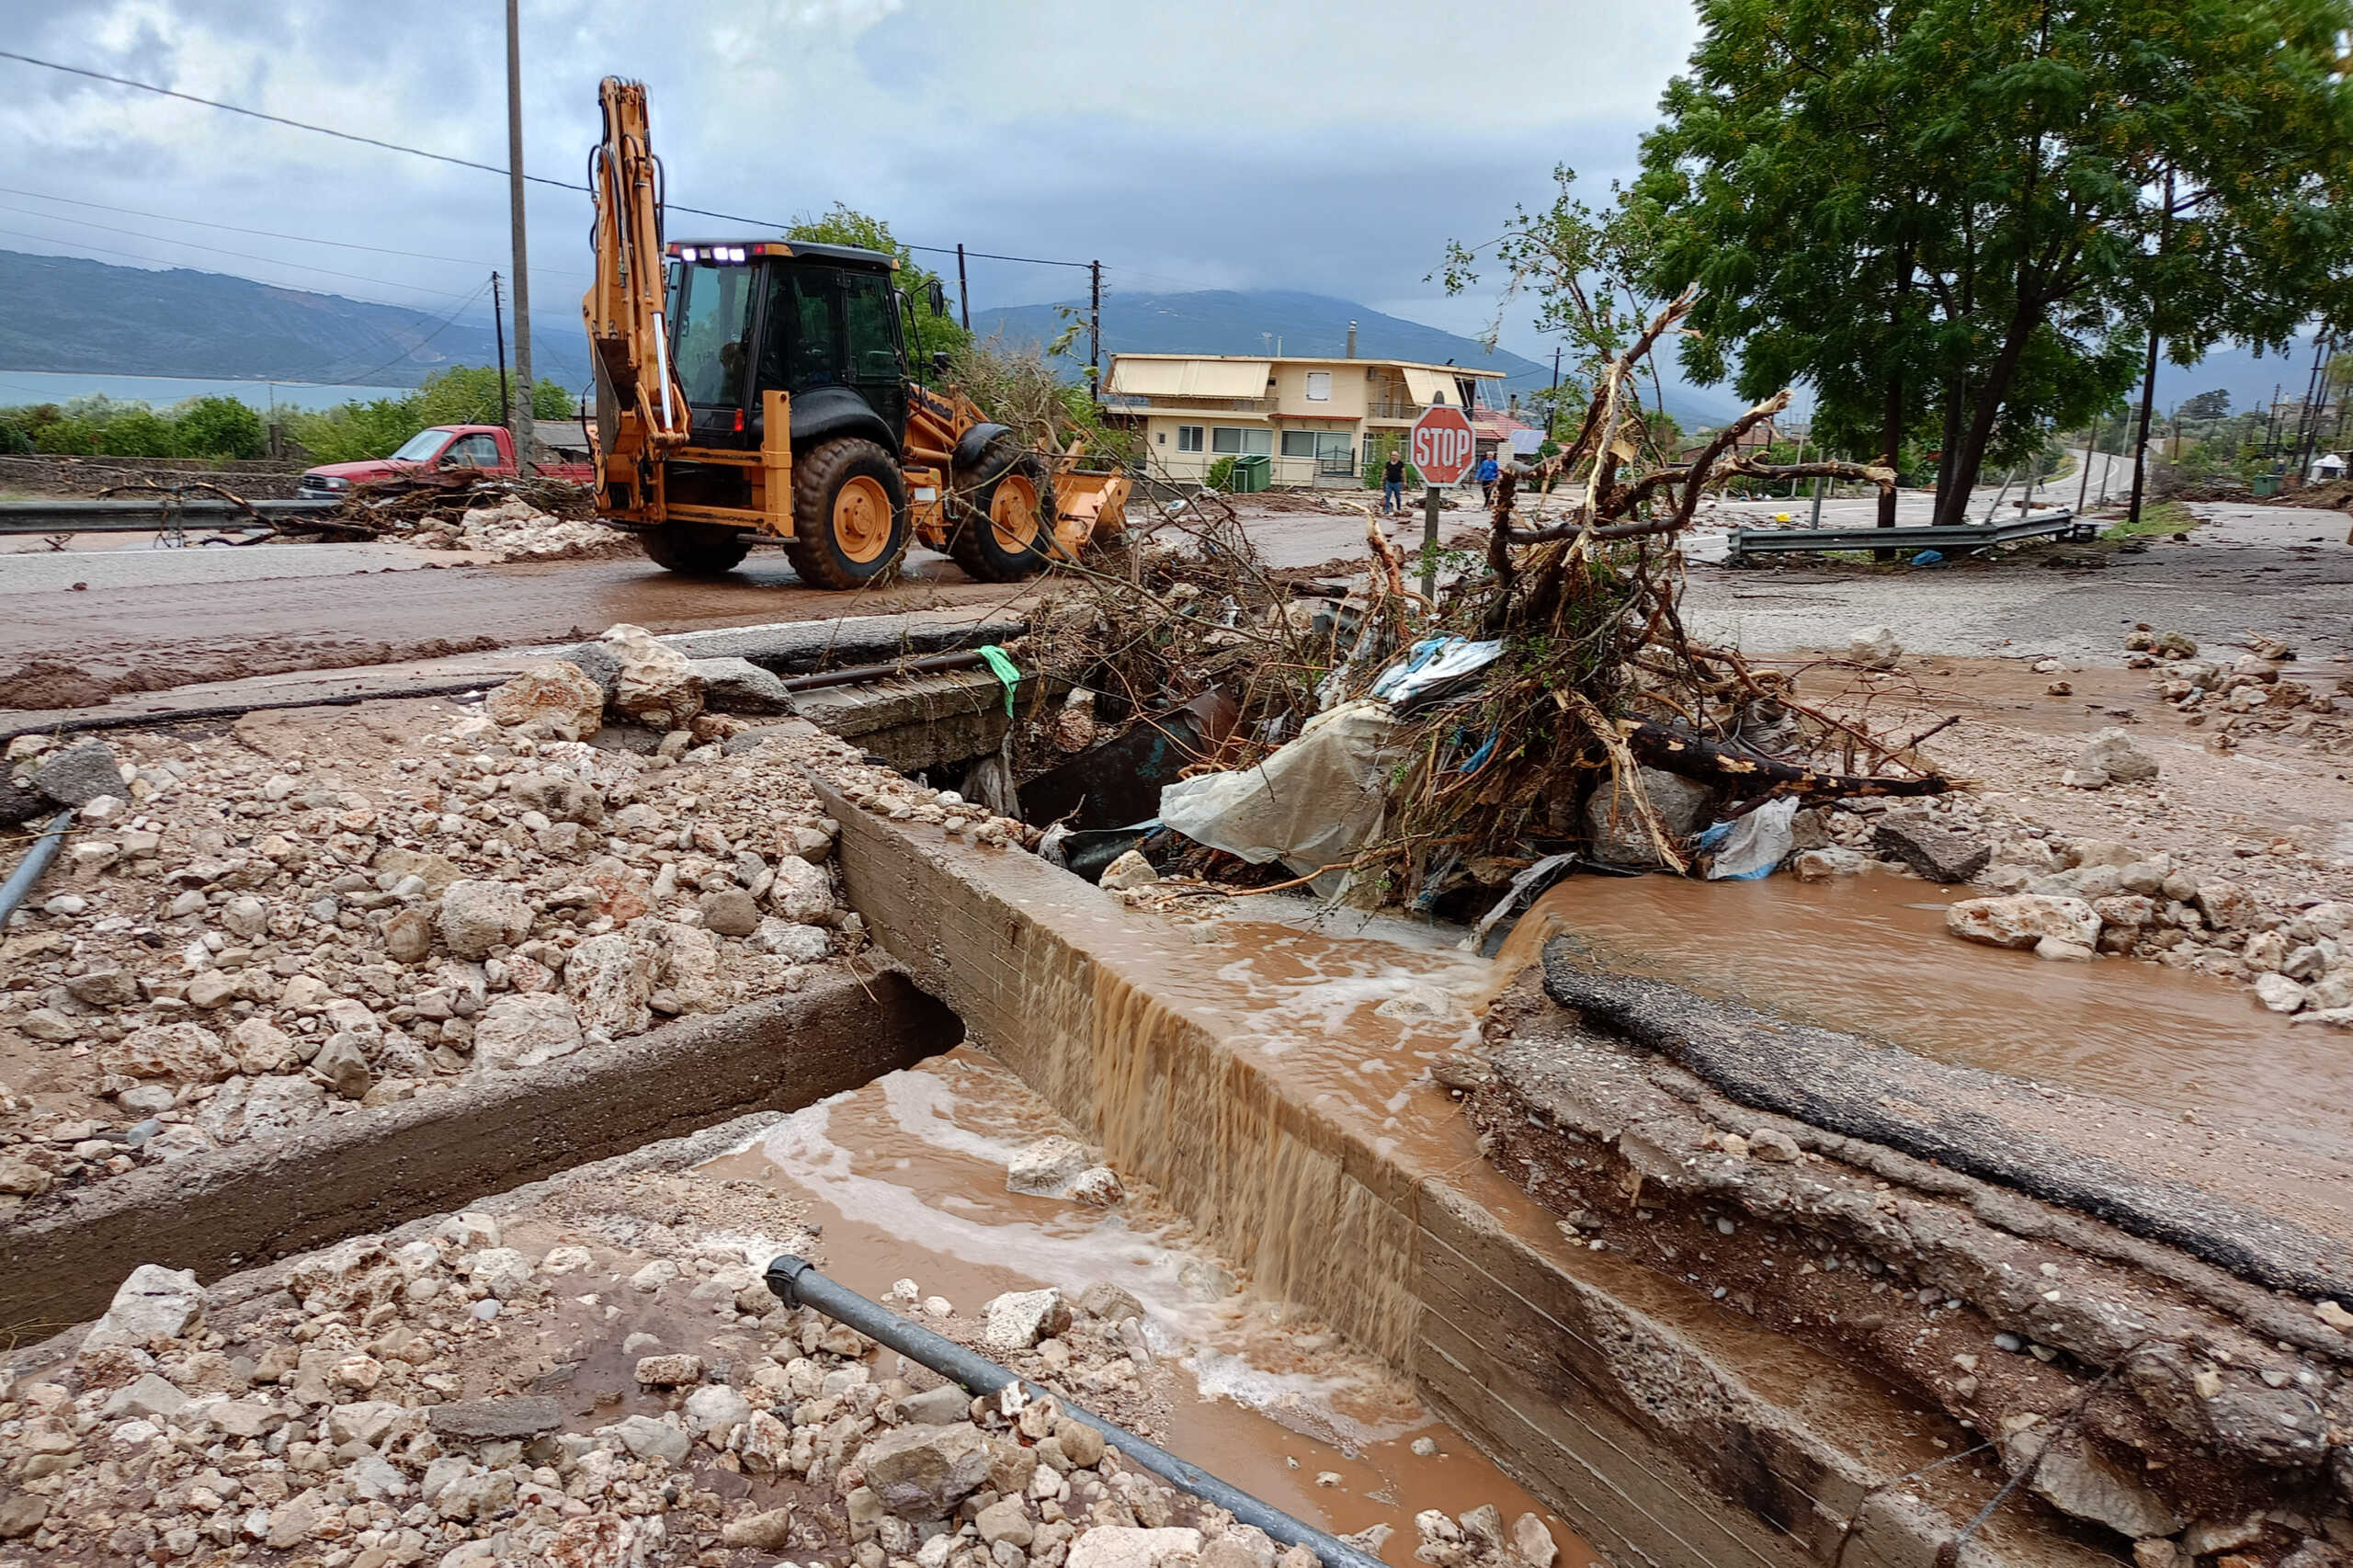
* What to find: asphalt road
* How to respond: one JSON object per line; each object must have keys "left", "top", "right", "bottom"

{"left": 0, "top": 540, "right": 1040, "bottom": 710}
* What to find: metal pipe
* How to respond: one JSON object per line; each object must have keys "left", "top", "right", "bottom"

{"left": 779, "top": 650, "right": 990, "bottom": 693}
{"left": 763, "top": 1256, "right": 1385, "bottom": 1568}
{"left": 0, "top": 810, "right": 74, "bottom": 926}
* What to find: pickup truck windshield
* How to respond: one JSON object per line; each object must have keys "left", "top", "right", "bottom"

{"left": 390, "top": 429, "right": 453, "bottom": 462}
{"left": 672, "top": 263, "right": 756, "bottom": 408}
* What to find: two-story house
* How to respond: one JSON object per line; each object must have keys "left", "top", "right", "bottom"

{"left": 1104, "top": 353, "right": 1506, "bottom": 487}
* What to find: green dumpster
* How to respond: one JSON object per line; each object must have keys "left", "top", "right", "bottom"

{"left": 2252, "top": 472, "right": 2282, "bottom": 498}
{"left": 1232, "top": 454, "right": 1272, "bottom": 493}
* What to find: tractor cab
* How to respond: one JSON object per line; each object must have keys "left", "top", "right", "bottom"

{"left": 664, "top": 239, "right": 914, "bottom": 455}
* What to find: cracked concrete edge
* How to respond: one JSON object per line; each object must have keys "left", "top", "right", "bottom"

{"left": 1539, "top": 937, "right": 2353, "bottom": 1305}
{"left": 811, "top": 779, "right": 2108, "bottom": 1568}
{"left": 0, "top": 963, "right": 958, "bottom": 1336}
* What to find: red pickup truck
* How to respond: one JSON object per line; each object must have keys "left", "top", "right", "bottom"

{"left": 298, "top": 425, "right": 593, "bottom": 500}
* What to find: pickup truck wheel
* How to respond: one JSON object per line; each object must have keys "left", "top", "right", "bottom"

{"left": 787, "top": 438, "right": 909, "bottom": 589}
{"left": 949, "top": 438, "right": 1056, "bottom": 583}
{"left": 640, "top": 523, "right": 751, "bottom": 577}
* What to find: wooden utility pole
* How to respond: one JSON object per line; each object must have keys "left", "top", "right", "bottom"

{"left": 491, "top": 272, "right": 511, "bottom": 426}
{"left": 2127, "top": 171, "right": 2173, "bottom": 527}
{"left": 505, "top": 0, "right": 534, "bottom": 463}
{"left": 956, "top": 244, "right": 971, "bottom": 331}
{"left": 1088, "top": 260, "right": 1102, "bottom": 400}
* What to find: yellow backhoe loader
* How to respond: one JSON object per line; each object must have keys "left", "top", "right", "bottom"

{"left": 581, "top": 77, "right": 1127, "bottom": 587}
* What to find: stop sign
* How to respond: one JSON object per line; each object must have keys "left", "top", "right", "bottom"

{"left": 1409, "top": 403, "right": 1476, "bottom": 486}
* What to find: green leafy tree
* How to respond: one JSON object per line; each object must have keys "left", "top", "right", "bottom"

{"left": 2177, "top": 389, "right": 2232, "bottom": 422}
{"left": 786, "top": 204, "right": 971, "bottom": 365}
{"left": 173, "top": 396, "right": 267, "bottom": 460}
{"left": 1630, "top": 0, "right": 2353, "bottom": 528}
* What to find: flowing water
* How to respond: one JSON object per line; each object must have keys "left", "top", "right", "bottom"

{"left": 1493, "top": 869, "right": 2353, "bottom": 1159}
{"left": 704, "top": 1047, "right": 1599, "bottom": 1566}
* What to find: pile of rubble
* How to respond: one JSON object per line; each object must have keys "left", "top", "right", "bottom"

{"left": 2117, "top": 630, "right": 2351, "bottom": 754}
{"left": 0, "top": 624, "right": 1032, "bottom": 1203}
{"left": 411, "top": 500, "right": 636, "bottom": 564}
{"left": 0, "top": 1108, "right": 1561, "bottom": 1568}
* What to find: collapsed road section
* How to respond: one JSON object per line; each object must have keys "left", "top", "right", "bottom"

{"left": 2, "top": 597, "right": 2351, "bottom": 1568}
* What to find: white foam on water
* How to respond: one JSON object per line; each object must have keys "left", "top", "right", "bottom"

{"left": 751, "top": 1065, "right": 1427, "bottom": 1449}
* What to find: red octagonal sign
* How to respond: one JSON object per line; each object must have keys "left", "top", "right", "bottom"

{"left": 1409, "top": 403, "right": 1476, "bottom": 486}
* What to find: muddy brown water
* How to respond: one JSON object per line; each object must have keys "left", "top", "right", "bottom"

{"left": 1495, "top": 869, "right": 2353, "bottom": 1159}
{"left": 704, "top": 1046, "right": 1598, "bottom": 1566}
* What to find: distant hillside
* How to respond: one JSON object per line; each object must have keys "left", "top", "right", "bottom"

{"left": 971, "top": 289, "right": 1745, "bottom": 429}
{"left": 0, "top": 250, "right": 588, "bottom": 392}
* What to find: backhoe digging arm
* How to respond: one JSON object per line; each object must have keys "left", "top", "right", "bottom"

{"left": 583, "top": 76, "right": 687, "bottom": 484}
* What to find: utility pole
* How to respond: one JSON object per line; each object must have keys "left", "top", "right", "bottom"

{"left": 491, "top": 272, "right": 511, "bottom": 429}
{"left": 2294, "top": 332, "right": 2329, "bottom": 477}
{"left": 1088, "top": 260, "right": 1102, "bottom": 402}
{"left": 2265, "top": 381, "right": 2282, "bottom": 458}
{"left": 505, "top": 0, "right": 535, "bottom": 466}
{"left": 956, "top": 244, "right": 971, "bottom": 331}
{"left": 2127, "top": 172, "right": 2173, "bottom": 527}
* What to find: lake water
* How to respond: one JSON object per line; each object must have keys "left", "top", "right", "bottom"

{"left": 0, "top": 370, "right": 419, "bottom": 413}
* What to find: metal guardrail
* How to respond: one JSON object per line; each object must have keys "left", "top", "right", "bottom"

{"left": 0, "top": 498, "right": 340, "bottom": 536}
{"left": 1727, "top": 507, "right": 2092, "bottom": 562}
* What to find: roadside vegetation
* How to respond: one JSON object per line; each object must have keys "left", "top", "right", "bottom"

{"left": 0, "top": 367, "right": 575, "bottom": 467}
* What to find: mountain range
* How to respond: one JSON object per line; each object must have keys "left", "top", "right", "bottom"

{"left": 0, "top": 250, "right": 591, "bottom": 393}
{"left": 2, "top": 248, "right": 2319, "bottom": 427}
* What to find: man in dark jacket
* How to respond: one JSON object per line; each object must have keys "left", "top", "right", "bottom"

{"left": 1381, "top": 450, "right": 1406, "bottom": 517}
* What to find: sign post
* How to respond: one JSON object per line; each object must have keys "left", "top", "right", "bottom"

{"left": 1408, "top": 403, "right": 1476, "bottom": 599}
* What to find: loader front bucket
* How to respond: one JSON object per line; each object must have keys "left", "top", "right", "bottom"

{"left": 1051, "top": 470, "right": 1130, "bottom": 558}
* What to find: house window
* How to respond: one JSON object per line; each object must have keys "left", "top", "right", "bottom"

{"left": 1211, "top": 426, "right": 1270, "bottom": 455}
{"left": 1304, "top": 370, "right": 1332, "bottom": 402}
{"left": 1176, "top": 426, "right": 1203, "bottom": 452}
{"left": 1279, "top": 431, "right": 1316, "bottom": 458}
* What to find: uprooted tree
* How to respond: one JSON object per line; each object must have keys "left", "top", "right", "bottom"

{"left": 1018, "top": 285, "right": 1952, "bottom": 912}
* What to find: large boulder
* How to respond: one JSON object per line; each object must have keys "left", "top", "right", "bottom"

{"left": 484, "top": 663, "right": 604, "bottom": 740}
{"left": 565, "top": 933, "right": 654, "bottom": 1036}
{"left": 1583, "top": 767, "right": 1716, "bottom": 867}
{"left": 1846, "top": 626, "right": 1902, "bottom": 670}
{"left": 437, "top": 880, "right": 533, "bottom": 960}
{"left": 1946, "top": 894, "right": 2101, "bottom": 951}
{"left": 1871, "top": 812, "right": 1991, "bottom": 884}
{"left": 33, "top": 742, "right": 126, "bottom": 806}
{"left": 602, "top": 624, "right": 703, "bottom": 730}
{"left": 83, "top": 1264, "right": 209, "bottom": 1350}
{"left": 2067, "top": 728, "right": 2159, "bottom": 789}
{"left": 472, "top": 993, "right": 585, "bottom": 1071}
{"left": 688, "top": 657, "right": 798, "bottom": 715}
{"left": 764, "top": 856, "right": 835, "bottom": 923}
{"left": 860, "top": 1421, "right": 994, "bottom": 1519}
{"left": 1068, "top": 1528, "right": 1208, "bottom": 1568}
{"left": 101, "top": 1023, "right": 237, "bottom": 1084}
{"left": 983, "top": 1288, "right": 1073, "bottom": 1350}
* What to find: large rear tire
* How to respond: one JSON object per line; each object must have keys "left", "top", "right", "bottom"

{"left": 787, "top": 437, "right": 909, "bottom": 590}
{"left": 949, "top": 437, "right": 1056, "bottom": 583}
{"left": 639, "top": 523, "right": 751, "bottom": 577}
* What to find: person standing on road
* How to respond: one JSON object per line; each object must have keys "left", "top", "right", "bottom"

{"left": 1381, "top": 449, "right": 1405, "bottom": 517}
{"left": 1476, "top": 453, "right": 1501, "bottom": 505}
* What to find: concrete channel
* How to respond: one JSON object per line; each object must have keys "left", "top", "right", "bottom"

{"left": 810, "top": 779, "right": 2093, "bottom": 1568}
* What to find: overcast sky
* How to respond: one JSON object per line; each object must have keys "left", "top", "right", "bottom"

{"left": 0, "top": 0, "right": 1701, "bottom": 367}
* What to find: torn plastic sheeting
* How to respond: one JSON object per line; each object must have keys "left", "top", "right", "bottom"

{"left": 1368, "top": 636, "right": 1504, "bottom": 710}
{"left": 1157, "top": 699, "right": 1399, "bottom": 897}
{"left": 1697, "top": 797, "right": 1800, "bottom": 881}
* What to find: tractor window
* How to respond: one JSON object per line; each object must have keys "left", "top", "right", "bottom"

{"left": 757, "top": 268, "right": 844, "bottom": 392}
{"left": 672, "top": 263, "right": 756, "bottom": 408}
{"left": 841, "top": 272, "right": 902, "bottom": 384}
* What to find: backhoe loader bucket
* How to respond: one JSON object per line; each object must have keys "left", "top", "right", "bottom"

{"left": 1049, "top": 467, "right": 1130, "bottom": 557}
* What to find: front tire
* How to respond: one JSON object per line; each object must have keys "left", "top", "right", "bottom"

{"left": 949, "top": 437, "right": 1056, "bottom": 583}
{"left": 640, "top": 523, "right": 751, "bottom": 577}
{"left": 787, "top": 437, "right": 909, "bottom": 589}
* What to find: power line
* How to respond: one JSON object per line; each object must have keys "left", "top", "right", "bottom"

{"left": 0, "top": 184, "right": 588, "bottom": 278}
{"left": 329, "top": 276, "right": 496, "bottom": 389}
{"left": 0, "top": 203, "right": 491, "bottom": 300}
{"left": 0, "top": 49, "right": 1121, "bottom": 278}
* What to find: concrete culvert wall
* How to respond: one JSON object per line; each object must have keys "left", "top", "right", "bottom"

{"left": 0, "top": 969, "right": 954, "bottom": 1335}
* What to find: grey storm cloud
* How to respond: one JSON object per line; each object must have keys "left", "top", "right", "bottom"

{"left": 0, "top": 0, "right": 1699, "bottom": 352}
